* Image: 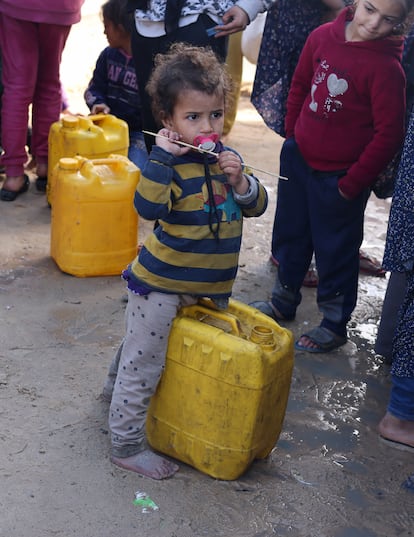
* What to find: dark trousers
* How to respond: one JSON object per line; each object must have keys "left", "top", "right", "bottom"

{"left": 131, "top": 14, "right": 228, "bottom": 152}
{"left": 271, "top": 138, "right": 370, "bottom": 337}
{"left": 375, "top": 271, "right": 407, "bottom": 361}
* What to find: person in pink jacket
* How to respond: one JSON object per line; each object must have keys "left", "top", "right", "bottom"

{"left": 0, "top": 0, "right": 84, "bottom": 201}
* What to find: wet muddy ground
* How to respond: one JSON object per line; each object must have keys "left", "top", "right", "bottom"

{"left": 1, "top": 3, "right": 413, "bottom": 536}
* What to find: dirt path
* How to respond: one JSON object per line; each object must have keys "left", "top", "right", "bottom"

{"left": 1, "top": 3, "right": 413, "bottom": 536}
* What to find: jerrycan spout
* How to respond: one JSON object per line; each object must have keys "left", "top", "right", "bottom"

{"left": 250, "top": 325, "right": 277, "bottom": 350}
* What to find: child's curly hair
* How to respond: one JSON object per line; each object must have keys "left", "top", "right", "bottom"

{"left": 146, "top": 43, "right": 233, "bottom": 126}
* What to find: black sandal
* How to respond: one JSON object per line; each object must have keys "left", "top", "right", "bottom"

{"left": 35, "top": 175, "right": 47, "bottom": 192}
{"left": 0, "top": 174, "right": 30, "bottom": 202}
{"left": 294, "top": 326, "right": 347, "bottom": 353}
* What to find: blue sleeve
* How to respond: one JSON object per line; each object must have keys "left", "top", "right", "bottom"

{"left": 84, "top": 48, "right": 109, "bottom": 109}
{"left": 133, "top": 146, "right": 176, "bottom": 221}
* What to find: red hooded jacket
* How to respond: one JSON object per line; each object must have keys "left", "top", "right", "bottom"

{"left": 286, "top": 7, "right": 406, "bottom": 199}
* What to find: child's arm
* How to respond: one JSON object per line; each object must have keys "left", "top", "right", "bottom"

{"left": 133, "top": 145, "right": 176, "bottom": 221}
{"left": 338, "top": 64, "right": 406, "bottom": 199}
{"left": 84, "top": 49, "right": 110, "bottom": 113}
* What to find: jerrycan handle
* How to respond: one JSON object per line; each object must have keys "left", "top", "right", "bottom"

{"left": 86, "top": 113, "right": 110, "bottom": 123}
{"left": 180, "top": 303, "right": 241, "bottom": 336}
{"left": 80, "top": 156, "right": 130, "bottom": 171}
{"left": 77, "top": 113, "right": 112, "bottom": 132}
{"left": 86, "top": 158, "right": 117, "bottom": 166}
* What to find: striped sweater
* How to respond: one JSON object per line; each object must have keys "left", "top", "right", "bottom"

{"left": 126, "top": 145, "right": 268, "bottom": 299}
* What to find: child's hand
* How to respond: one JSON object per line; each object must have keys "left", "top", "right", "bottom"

{"left": 218, "top": 151, "right": 249, "bottom": 194}
{"left": 91, "top": 103, "right": 110, "bottom": 114}
{"left": 214, "top": 6, "right": 248, "bottom": 36}
{"left": 155, "top": 128, "right": 190, "bottom": 157}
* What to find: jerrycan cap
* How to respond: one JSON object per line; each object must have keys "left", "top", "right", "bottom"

{"left": 58, "top": 157, "right": 81, "bottom": 170}
{"left": 62, "top": 116, "right": 79, "bottom": 129}
{"left": 193, "top": 133, "right": 219, "bottom": 152}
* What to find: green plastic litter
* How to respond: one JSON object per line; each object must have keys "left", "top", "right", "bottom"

{"left": 133, "top": 491, "right": 159, "bottom": 512}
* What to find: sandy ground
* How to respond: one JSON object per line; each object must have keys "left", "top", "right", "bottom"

{"left": 1, "top": 2, "right": 414, "bottom": 536}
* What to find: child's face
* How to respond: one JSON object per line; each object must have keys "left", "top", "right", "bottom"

{"left": 162, "top": 89, "right": 225, "bottom": 145}
{"left": 348, "top": 0, "right": 406, "bottom": 41}
{"left": 103, "top": 18, "right": 128, "bottom": 48}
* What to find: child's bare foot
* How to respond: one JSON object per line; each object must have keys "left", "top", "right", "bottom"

{"left": 378, "top": 411, "right": 414, "bottom": 452}
{"left": 295, "top": 335, "right": 320, "bottom": 351}
{"left": 111, "top": 450, "right": 179, "bottom": 479}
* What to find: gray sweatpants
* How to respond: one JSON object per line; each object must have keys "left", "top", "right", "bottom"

{"left": 105, "top": 290, "right": 196, "bottom": 458}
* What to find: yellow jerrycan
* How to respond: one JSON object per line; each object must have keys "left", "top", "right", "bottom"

{"left": 47, "top": 114, "right": 129, "bottom": 205}
{"left": 146, "top": 298, "right": 294, "bottom": 480}
{"left": 50, "top": 154, "right": 140, "bottom": 277}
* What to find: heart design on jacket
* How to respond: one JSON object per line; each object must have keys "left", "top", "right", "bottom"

{"left": 327, "top": 73, "right": 348, "bottom": 97}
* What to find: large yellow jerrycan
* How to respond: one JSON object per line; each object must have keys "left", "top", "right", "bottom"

{"left": 47, "top": 114, "right": 129, "bottom": 205}
{"left": 50, "top": 154, "right": 140, "bottom": 277}
{"left": 146, "top": 298, "right": 294, "bottom": 480}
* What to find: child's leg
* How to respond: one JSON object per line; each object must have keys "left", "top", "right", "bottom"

{"left": 310, "top": 174, "right": 369, "bottom": 337}
{"left": 109, "top": 291, "right": 195, "bottom": 479}
{"left": 379, "top": 376, "right": 414, "bottom": 450}
{"left": 388, "top": 375, "right": 414, "bottom": 421}
{"left": 31, "top": 22, "right": 70, "bottom": 173}
{"left": 102, "top": 341, "right": 123, "bottom": 402}
{"left": 0, "top": 14, "right": 37, "bottom": 177}
{"left": 271, "top": 138, "right": 314, "bottom": 318}
{"left": 380, "top": 271, "right": 414, "bottom": 447}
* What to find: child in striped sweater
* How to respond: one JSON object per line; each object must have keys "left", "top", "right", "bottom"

{"left": 103, "top": 43, "right": 268, "bottom": 479}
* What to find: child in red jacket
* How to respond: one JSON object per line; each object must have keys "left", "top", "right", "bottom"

{"left": 253, "top": 0, "right": 414, "bottom": 352}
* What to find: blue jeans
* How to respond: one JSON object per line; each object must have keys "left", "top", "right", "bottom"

{"left": 128, "top": 131, "right": 148, "bottom": 171}
{"left": 388, "top": 375, "right": 414, "bottom": 421}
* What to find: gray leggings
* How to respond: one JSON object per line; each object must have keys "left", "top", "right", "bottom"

{"left": 105, "top": 290, "right": 196, "bottom": 458}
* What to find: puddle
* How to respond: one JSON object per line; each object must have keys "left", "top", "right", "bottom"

{"left": 0, "top": 265, "right": 44, "bottom": 285}
{"left": 335, "top": 527, "right": 378, "bottom": 537}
